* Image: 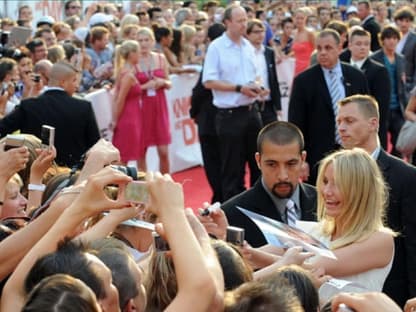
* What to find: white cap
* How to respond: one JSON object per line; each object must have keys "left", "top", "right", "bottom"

{"left": 36, "top": 16, "right": 55, "bottom": 27}
{"left": 73, "top": 27, "right": 89, "bottom": 41}
{"left": 88, "top": 13, "right": 113, "bottom": 27}
{"left": 346, "top": 6, "right": 358, "bottom": 15}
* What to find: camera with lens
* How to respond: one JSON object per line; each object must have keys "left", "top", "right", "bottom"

{"left": 110, "top": 165, "right": 138, "bottom": 180}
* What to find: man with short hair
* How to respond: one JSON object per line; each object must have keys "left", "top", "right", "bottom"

{"left": 318, "top": 6, "right": 331, "bottom": 29}
{"left": 371, "top": 25, "right": 406, "bottom": 157}
{"left": 289, "top": 29, "right": 368, "bottom": 184}
{"left": 148, "top": 7, "right": 164, "bottom": 23}
{"left": 34, "top": 28, "right": 57, "bottom": 48}
{"left": 24, "top": 240, "right": 120, "bottom": 312}
{"left": 337, "top": 94, "right": 416, "bottom": 308}
{"left": 222, "top": 121, "right": 317, "bottom": 247}
{"left": 85, "top": 26, "right": 113, "bottom": 88}
{"left": 93, "top": 239, "right": 146, "bottom": 312}
{"left": 0, "top": 62, "right": 100, "bottom": 167}
{"left": 346, "top": 27, "right": 390, "bottom": 149}
{"left": 394, "top": 6, "right": 416, "bottom": 93}
{"left": 357, "top": 0, "right": 381, "bottom": 51}
{"left": 26, "top": 39, "right": 48, "bottom": 64}
{"left": 65, "top": 0, "right": 82, "bottom": 18}
{"left": 203, "top": 4, "right": 269, "bottom": 200}
{"left": 246, "top": 19, "right": 281, "bottom": 125}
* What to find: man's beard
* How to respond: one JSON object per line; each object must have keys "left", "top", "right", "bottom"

{"left": 272, "top": 181, "right": 294, "bottom": 199}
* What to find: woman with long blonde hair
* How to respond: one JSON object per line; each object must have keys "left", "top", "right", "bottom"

{"left": 136, "top": 27, "right": 172, "bottom": 173}
{"left": 112, "top": 40, "right": 154, "bottom": 165}
{"left": 291, "top": 7, "right": 315, "bottom": 76}
{"left": 310, "top": 148, "right": 394, "bottom": 291}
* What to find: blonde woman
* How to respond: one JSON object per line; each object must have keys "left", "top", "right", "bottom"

{"left": 120, "top": 24, "right": 140, "bottom": 41}
{"left": 112, "top": 40, "right": 154, "bottom": 165}
{"left": 180, "top": 24, "right": 201, "bottom": 64}
{"left": 292, "top": 7, "right": 315, "bottom": 76}
{"left": 136, "top": 27, "right": 172, "bottom": 173}
{"left": 310, "top": 148, "right": 394, "bottom": 291}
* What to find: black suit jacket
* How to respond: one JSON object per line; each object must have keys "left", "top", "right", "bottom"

{"left": 361, "top": 58, "right": 391, "bottom": 149}
{"left": 222, "top": 180, "right": 317, "bottom": 247}
{"left": 401, "top": 31, "right": 416, "bottom": 85}
{"left": 371, "top": 49, "right": 407, "bottom": 112}
{"left": 362, "top": 16, "right": 381, "bottom": 51}
{"left": 339, "top": 48, "right": 351, "bottom": 63}
{"left": 190, "top": 72, "right": 217, "bottom": 136}
{"left": 0, "top": 90, "right": 100, "bottom": 167}
{"left": 377, "top": 150, "right": 416, "bottom": 307}
{"left": 264, "top": 46, "right": 281, "bottom": 111}
{"left": 288, "top": 63, "right": 369, "bottom": 182}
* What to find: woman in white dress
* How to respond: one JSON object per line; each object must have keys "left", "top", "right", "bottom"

{"left": 310, "top": 148, "right": 395, "bottom": 291}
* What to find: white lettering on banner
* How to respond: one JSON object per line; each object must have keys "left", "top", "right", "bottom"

{"left": 34, "top": 0, "right": 63, "bottom": 20}
{"left": 276, "top": 57, "right": 296, "bottom": 121}
{"left": 146, "top": 73, "right": 202, "bottom": 173}
{"left": 173, "top": 97, "right": 198, "bottom": 146}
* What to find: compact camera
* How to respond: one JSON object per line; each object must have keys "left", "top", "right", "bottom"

{"left": 41, "top": 125, "right": 55, "bottom": 149}
{"left": 4, "top": 134, "right": 25, "bottom": 151}
{"left": 226, "top": 226, "right": 245, "bottom": 247}
{"left": 110, "top": 165, "right": 138, "bottom": 180}
{"left": 124, "top": 181, "right": 148, "bottom": 204}
{"left": 153, "top": 232, "right": 170, "bottom": 252}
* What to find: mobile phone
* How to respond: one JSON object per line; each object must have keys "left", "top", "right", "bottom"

{"left": 32, "top": 74, "right": 41, "bottom": 83}
{"left": 0, "top": 31, "right": 9, "bottom": 46}
{"left": 226, "top": 226, "right": 245, "bottom": 247}
{"left": 125, "top": 181, "right": 149, "bottom": 203}
{"left": 4, "top": 134, "right": 25, "bottom": 151}
{"left": 41, "top": 125, "right": 55, "bottom": 149}
{"left": 1, "top": 82, "right": 8, "bottom": 95}
{"left": 153, "top": 232, "right": 170, "bottom": 252}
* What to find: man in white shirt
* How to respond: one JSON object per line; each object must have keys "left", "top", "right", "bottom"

{"left": 203, "top": 4, "right": 269, "bottom": 200}
{"left": 246, "top": 19, "right": 281, "bottom": 126}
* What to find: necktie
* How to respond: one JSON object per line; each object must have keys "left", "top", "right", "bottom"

{"left": 329, "top": 70, "right": 342, "bottom": 144}
{"left": 286, "top": 199, "right": 297, "bottom": 227}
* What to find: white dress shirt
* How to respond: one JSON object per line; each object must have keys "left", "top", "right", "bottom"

{"left": 202, "top": 33, "right": 259, "bottom": 108}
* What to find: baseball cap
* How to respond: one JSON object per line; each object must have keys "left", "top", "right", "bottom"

{"left": 36, "top": 16, "right": 56, "bottom": 28}
{"left": 88, "top": 13, "right": 113, "bottom": 27}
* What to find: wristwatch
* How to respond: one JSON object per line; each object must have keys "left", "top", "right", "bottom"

{"left": 235, "top": 85, "right": 242, "bottom": 93}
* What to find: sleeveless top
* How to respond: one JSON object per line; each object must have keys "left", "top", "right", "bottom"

{"left": 310, "top": 229, "right": 394, "bottom": 292}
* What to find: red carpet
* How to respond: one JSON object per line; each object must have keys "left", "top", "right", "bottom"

{"left": 172, "top": 165, "right": 252, "bottom": 210}
{"left": 172, "top": 166, "right": 212, "bottom": 210}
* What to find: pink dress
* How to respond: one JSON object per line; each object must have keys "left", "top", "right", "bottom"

{"left": 136, "top": 57, "right": 171, "bottom": 148}
{"left": 292, "top": 41, "right": 314, "bottom": 76}
{"left": 112, "top": 71, "right": 145, "bottom": 162}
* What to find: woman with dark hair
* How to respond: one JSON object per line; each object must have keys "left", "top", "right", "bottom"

{"left": 153, "top": 25, "right": 195, "bottom": 75}
{"left": 273, "top": 17, "right": 294, "bottom": 63}
{"left": 22, "top": 274, "right": 101, "bottom": 312}
{"left": 262, "top": 265, "right": 319, "bottom": 312}
{"left": 0, "top": 57, "right": 19, "bottom": 116}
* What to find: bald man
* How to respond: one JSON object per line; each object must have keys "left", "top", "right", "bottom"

{"left": 0, "top": 61, "right": 100, "bottom": 167}
{"left": 33, "top": 59, "right": 53, "bottom": 86}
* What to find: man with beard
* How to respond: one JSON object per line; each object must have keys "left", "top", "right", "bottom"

{"left": 222, "top": 121, "right": 317, "bottom": 247}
